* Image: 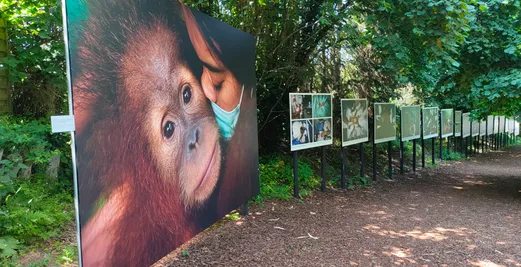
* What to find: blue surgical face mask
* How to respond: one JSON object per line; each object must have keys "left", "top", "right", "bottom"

{"left": 211, "top": 86, "right": 244, "bottom": 141}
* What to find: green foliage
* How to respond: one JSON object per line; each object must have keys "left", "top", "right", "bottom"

{"left": 0, "top": 154, "right": 26, "bottom": 202}
{"left": 391, "top": 140, "right": 415, "bottom": 158}
{"left": 513, "top": 137, "right": 521, "bottom": 146}
{"left": 443, "top": 150, "right": 463, "bottom": 161}
{"left": 26, "top": 254, "right": 50, "bottom": 267}
{"left": 256, "top": 155, "right": 319, "bottom": 202}
{"left": 224, "top": 212, "right": 240, "bottom": 221}
{"left": 470, "top": 69, "right": 521, "bottom": 117}
{"left": 325, "top": 162, "right": 340, "bottom": 187}
{"left": 58, "top": 245, "right": 76, "bottom": 265}
{"left": 0, "top": 116, "right": 61, "bottom": 201}
{"left": 0, "top": 174, "right": 73, "bottom": 261}
{"left": 0, "top": 236, "right": 19, "bottom": 259}
{"left": 426, "top": 160, "right": 439, "bottom": 168}
{"left": 348, "top": 174, "right": 370, "bottom": 190}
{"left": 0, "top": 117, "right": 59, "bottom": 163}
{"left": 0, "top": 116, "right": 73, "bottom": 263}
{"left": 348, "top": 0, "right": 520, "bottom": 117}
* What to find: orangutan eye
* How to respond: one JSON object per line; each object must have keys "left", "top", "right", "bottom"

{"left": 182, "top": 84, "right": 192, "bottom": 104}
{"left": 163, "top": 121, "right": 175, "bottom": 139}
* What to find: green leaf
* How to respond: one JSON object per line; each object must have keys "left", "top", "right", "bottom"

{"left": 0, "top": 236, "right": 20, "bottom": 258}
{"left": 504, "top": 46, "right": 516, "bottom": 55}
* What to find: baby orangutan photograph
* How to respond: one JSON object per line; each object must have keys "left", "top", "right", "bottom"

{"left": 66, "top": 0, "right": 259, "bottom": 266}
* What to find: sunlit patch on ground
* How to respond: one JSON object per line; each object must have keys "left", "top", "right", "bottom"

{"left": 382, "top": 247, "right": 417, "bottom": 264}
{"left": 453, "top": 186, "right": 465, "bottom": 190}
{"left": 467, "top": 259, "right": 505, "bottom": 267}
{"left": 464, "top": 180, "right": 492, "bottom": 185}
{"left": 467, "top": 244, "right": 477, "bottom": 250}
{"left": 504, "top": 259, "right": 521, "bottom": 266}
{"left": 362, "top": 225, "right": 474, "bottom": 242}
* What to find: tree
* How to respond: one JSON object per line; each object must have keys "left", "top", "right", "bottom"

{"left": 0, "top": 0, "right": 67, "bottom": 118}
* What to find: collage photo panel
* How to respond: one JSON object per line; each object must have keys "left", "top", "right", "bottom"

{"left": 289, "top": 93, "right": 333, "bottom": 151}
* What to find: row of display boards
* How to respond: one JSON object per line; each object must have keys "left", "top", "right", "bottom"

{"left": 290, "top": 93, "right": 520, "bottom": 151}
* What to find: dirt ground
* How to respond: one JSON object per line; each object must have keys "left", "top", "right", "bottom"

{"left": 158, "top": 145, "right": 521, "bottom": 267}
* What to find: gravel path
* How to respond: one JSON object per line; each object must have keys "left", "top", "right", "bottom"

{"left": 159, "top": 145, "right": 521, "bottom": 267}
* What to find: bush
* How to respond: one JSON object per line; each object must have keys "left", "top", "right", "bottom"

{"left": 0, "top": 116, "right": 74, "bottom": 262}
{"left": 255, "top": 155, "right": 319, "bottom": 202}
{"left": 0, "top": 174, "right": 73, "bottom": 252}
{"left": 0, "top": 117, "right": 61, "bottom": 202}
{"left": 348, "top": 174, "right": 370, "bottom": 190}
{"left": 442, "top": 150, "right": 463, "bottom": 161}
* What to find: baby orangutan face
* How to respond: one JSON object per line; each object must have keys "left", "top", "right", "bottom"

{"left": 120, "top": 21, "right": 221, "bottom": 209}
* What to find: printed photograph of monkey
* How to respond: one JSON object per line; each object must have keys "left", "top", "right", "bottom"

{"left": 374, "top": 103, "right": 397, "bottom": 144}
{"left": 313, "top": 118, "right": 332, "bottom": 141}
{"left": 455, "top": 111, "right": 463, "bottom": 137}
{"left": 441, "top": 109, "right": 454, "bottom": 138}
{"left": 422, "top": 107, "right": 439, "bottom": 139}
{"left": 291, "top": 120, "right": 313, "bottom": 145}
{"left": 65, "top": 0, "right": 259, "bottom": 266}
{"left": 290, "top": 94, "right": 312, "bottom": 120}
{"left": 462, "top": 113, "right": 471, "bottom": 137}
{"left": 400, "top": 105, "right": 421, "bottom": 142}
{"left": 472, "top": 118, "right": 480, "bottom": 137}
{"left": 487, "top": 115, "right": 494, "bottom": 135}
{"left": 499, "top": 116, "right": 505, "bottom": 133}
{"left": 480, "top": 120, "right": 486, "bottom": 136}
{"left": 341, "top": 99, "right": 369, "bottom": 146}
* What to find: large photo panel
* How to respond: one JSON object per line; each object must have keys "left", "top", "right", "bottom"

{"left": 374, "top": 103, "right": 397, "bottom": 144}
{"left": 66, "top": 1, "right": 259, "bottom": 266}
{"left": 472, "top": 118, "right": 480, "bottom": 137}
{"left": 487, "top": 115, "right": 494, "bottom": 135}
{"left": 422, "top": 107, "right": 439, "bottom": 139}
{"left": 441, "top": 109, "right": 454, "bottom": 138}
{"left": 401, "top": 105, "right": 421, "bottom": 141}
{"left": 462, "top": 113, "right": 470, "bottom": 137}
{"left": 341, "top": 99, "right": 369, "bottom": 146}
{"left": 507, "top": 118, "right": 514, "bottom": 134}
{"left": 455, "top": 111, "right": 462, "bottom": 137}
{"left": 508, "top": 117, "right": 515, "bottom": 133}
{"left": 290, "top": 93, "right": 333, "bottom": 151}
{"left": 480, "top": 120, "right": 486, "bottom": 136}
{"left": 499, "top": 116, "right": 506, "bottom": 133}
